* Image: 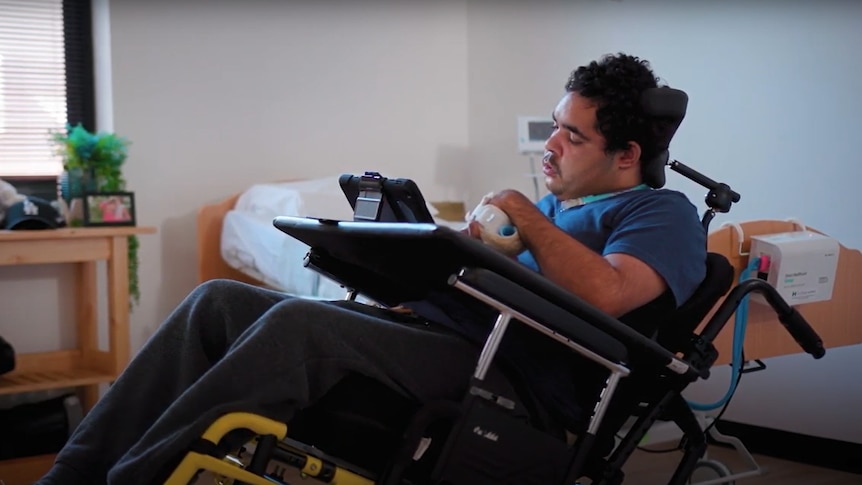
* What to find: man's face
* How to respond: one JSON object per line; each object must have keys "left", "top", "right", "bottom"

{"left": 543, "top": 92, "right": 622, "bottom": 200}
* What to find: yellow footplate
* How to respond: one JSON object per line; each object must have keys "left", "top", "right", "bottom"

{"left": 164, "top": 412, "right": 374, "bottom": 485}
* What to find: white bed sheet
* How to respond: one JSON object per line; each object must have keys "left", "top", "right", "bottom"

{"left": 233, "top": 177, "right": 357, "bottom": 224}
{"left": 220, "top": 176, "right": 466, "bottom": 298}
{"left": 221, "top": 209, "right": 347, "bottom": 299}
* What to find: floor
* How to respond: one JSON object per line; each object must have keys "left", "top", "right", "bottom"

{"left": 621, "top": 444, "right": 861, "bottom": 484}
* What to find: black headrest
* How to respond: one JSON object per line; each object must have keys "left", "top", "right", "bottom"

{"left": 640, "top": 87, "right": 689, "bottom": 188}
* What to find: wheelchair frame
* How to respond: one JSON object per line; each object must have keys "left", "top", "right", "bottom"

{"left": 162, "top": 259, "right": 679, "bottom": 485}
{"left": 164, "top": 222, "right": 823, "bottom": 485}
{"left": 164, "top": 89, "right": 824, "bottom": 485}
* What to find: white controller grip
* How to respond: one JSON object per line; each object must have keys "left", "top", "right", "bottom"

{"left": 468, "top": 203, "right": 525, "bottom": 256}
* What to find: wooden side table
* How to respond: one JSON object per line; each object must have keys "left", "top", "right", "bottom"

{"left": 0, "top": 226, "right": 156, "bottom": 485}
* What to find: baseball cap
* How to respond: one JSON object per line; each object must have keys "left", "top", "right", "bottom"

{"left": 2, "top": 196, "right": 65, "bottom": 230}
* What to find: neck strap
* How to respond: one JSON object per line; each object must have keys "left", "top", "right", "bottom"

{"left": 559, "top": 183, "right": 651, "bottom": 211}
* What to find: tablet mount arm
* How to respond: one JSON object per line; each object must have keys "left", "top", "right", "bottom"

{"left": 669, "top": 160, "right": 741, "bottom": 232}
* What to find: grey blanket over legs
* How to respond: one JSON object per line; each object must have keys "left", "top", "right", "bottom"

{"left": 36, "top": 279, "right": 513, "bottom": 485}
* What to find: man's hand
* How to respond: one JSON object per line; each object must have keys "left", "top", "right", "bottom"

{"left": 462, "top": 189, "right": 533, "bottom": 238}
{"left": 461, "top": 189, "right": 534, "bottom": 258}
{"left": 463, "top": 220, "right": 483, "bottom": 240}
{"left": 481, "top": 190, "right": 536, "bottom": 224}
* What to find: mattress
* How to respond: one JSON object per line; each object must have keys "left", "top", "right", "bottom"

{"left": 220, "top": 177, "right": 466, "bottom": 298}
{"left": 232, "top": 177, "right": 356, "bottom": 224}
{"left": 221, "top": 208, "right": 346, "bottom": 299}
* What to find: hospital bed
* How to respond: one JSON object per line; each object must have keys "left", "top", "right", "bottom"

{"left": 169, "top": 87, "right": 827, "bottom": 484}
{"left": 197, "top": 177, "right": 465, "bottom": 299}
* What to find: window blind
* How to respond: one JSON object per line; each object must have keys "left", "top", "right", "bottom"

{"left": 0, "top": 0, "right": 67, "bottom": 177}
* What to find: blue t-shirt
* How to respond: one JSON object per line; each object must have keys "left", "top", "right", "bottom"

{"left": 407, "top": 187, "right": 707, "bottom": 429}
{"left": 518, "top": 188, "right": 706, "bottom": 307}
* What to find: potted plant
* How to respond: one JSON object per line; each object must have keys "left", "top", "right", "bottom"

{"left": 52, "top": 123, "right": 141, "bottom": 309}
{"left": 54, "top": 123, "right": 130, "bottom": 199}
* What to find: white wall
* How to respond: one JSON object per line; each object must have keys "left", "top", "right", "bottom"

{"left": 466, "top": 0, "right": 862, "bottom": 443}
{"left": 109, "top": 0, "right": 470, "bottom": 346}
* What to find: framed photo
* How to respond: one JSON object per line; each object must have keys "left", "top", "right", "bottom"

{"left": 83, "top": 191, "right": 136, "bottom": 227}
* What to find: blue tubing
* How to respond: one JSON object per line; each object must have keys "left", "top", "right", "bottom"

{"left": 686, "top": 257, "right": 761, "bottom": 411}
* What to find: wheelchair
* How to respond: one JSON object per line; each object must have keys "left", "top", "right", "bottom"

{"left": 163, "top": 88, "right": 825, "bottom": 485}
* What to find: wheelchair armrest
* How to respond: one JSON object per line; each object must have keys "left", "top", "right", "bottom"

{"left": 452, "top": 267, "right": 628, "bottom": 365}
{"left": 454, "top": 267, "right": 699, "bottom": 380}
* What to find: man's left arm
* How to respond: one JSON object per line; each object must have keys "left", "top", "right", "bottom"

{"left": 489, "top": 190, "right": 666, "bottom": 318}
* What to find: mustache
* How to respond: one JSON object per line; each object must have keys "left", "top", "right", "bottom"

{"left": 543, "top": 151, "right": 558, "bottom": 170}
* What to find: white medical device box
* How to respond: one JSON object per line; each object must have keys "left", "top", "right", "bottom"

{"left": 517, "top": 116, "right": 554, "bottom": 154}
{"left": 749, "top": 231, "right": 839, "bottom": 306}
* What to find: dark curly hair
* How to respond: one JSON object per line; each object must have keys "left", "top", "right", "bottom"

{"left": 565, "top": 53, "right": 663, "bottom": 162}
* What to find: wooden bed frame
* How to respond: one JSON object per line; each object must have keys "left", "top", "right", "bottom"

{"left": 196, "top": 191, "right": 862, "bottom": 365}
{"left": 196, "top": 192, "right": 266, "bottom": 287}
{"left": 704, "top": 220, "right": 861, "bottom": 364}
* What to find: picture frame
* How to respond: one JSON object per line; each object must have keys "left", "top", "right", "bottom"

{"left": 83, "top": 191, "right": 137, "bottom": 227}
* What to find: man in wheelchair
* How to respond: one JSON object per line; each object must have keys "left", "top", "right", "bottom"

{"left": 37, "top": 53, "right": 724, "bottom": 485}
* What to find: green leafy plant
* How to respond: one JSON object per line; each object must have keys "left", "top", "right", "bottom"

{"left": 52, "top": 123, "right": 140, "bottom": 309}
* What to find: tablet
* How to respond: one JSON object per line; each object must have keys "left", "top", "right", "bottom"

{"left": 338, "top": 172, "right": 435, "bottom": 223}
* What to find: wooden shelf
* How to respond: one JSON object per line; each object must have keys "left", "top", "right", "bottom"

{"left": 0, "top": 226, "right": 156, "bottom": 241}
{"left": 0, "top": 369, "right": 115, "bottom": 396}
{"left": 0, "top": 453, "right": 57, "bottom": 485}
{"left": 0, "top": 226, "right": 156, "bottom": 266}
{"left": 0, "top": 350, "right": 118, "bottom": 395}
{"left": 0, "top": 348, "right": 122, "bottom": 405}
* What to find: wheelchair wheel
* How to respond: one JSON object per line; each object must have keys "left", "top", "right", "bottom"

{"left": 688, "top": 459, "right": 734, "bottom": 485}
